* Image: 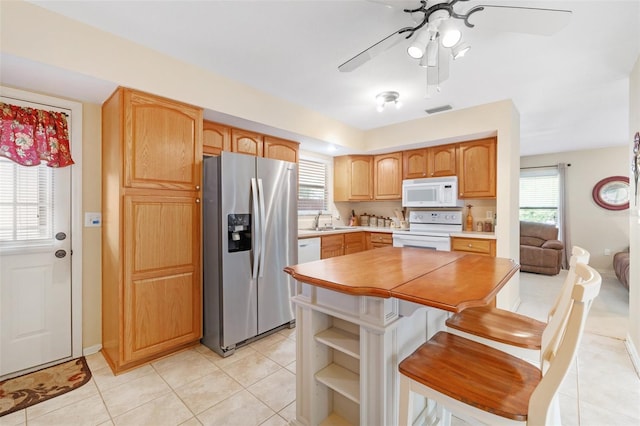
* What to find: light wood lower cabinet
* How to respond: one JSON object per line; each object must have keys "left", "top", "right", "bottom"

{"left": 344, "top": 232, "right": 365, "bottom": 255}
{"left": 122, "top": 195, "right": 201, "bottom": 363}
{"left": 367, "top": 232, "right": 393, "bottom": 250}
{"left": 321, "top": 234, "right": 345, "bottom": 259}
{"left": 451, "top": 236, "right": 496, "bottom": 257}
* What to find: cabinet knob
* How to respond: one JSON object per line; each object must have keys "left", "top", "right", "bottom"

{"left": 468, "top": 243, "right": 473, "bottom": 248}
{"left": 195, "top": 198, "right": 201, "bottom": 203}
{"left": 196, "top": 185, "right": 201, "bottom": 190}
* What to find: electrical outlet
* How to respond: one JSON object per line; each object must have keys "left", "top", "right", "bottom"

{"left": 604, "top": 248, "right": 611, "bottom": 256}
{"left": 84, "top": 212, "right": 102, "bottom": 227}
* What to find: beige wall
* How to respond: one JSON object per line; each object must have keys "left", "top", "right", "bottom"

{"left": 521, "top": 146, "right": 630, "bottom": 272}
{"left": 81, "top": 103, "right": 102, "bottom": 349}
{"left": 628, "top": 56, "right": 639, "bottom": 367}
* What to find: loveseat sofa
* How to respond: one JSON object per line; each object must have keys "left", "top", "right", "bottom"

{"left": 613, "top": 249, "right": 630, "bottom": 290}
{"left": 520, "top": 221, "right": 564, "bottom": 275}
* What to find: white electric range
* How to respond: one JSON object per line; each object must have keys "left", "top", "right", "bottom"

{"left": 392, "top": 209, "right": 463, "bottom": 251}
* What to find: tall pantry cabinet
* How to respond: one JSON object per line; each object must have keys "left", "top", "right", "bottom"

{"left": 102, "top": 87, "right": 203, "bottom": 374}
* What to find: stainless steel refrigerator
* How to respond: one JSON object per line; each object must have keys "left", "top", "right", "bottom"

{"left": 202, "top": 151, "right": 297, "bottom": 357}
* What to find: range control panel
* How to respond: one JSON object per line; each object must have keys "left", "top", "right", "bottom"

{"left": 409, "top": 210, "right": 462, "bottom": 225}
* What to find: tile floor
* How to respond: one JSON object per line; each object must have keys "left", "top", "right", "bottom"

{"left": 1, "top": 272, "right": 638, "bottom": 426}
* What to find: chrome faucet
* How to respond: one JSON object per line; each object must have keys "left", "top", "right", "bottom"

{"left": 312, "top": 211, "right": 321, "bottom": 230}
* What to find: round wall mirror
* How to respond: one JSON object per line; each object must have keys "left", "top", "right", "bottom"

{"left": 592, "top": 176, "right": 630, "bottom": 210}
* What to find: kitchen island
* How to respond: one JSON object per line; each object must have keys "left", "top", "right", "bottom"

{"left": 284, "top": 246, "right": 518, "bottom": 426}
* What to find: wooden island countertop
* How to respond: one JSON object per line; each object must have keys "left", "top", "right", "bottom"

{"left": 284, "top": 246, "right": 519, "bottom": 312}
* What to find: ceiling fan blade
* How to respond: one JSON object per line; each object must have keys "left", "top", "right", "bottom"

{"left": 338, "top": 27, "right": 413, "bottom": 72}
{"left": 469, "top": 5, "right": 572, "bottom": 36}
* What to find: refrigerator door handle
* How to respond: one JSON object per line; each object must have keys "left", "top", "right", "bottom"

{"left": 257, "top": 178, "right": 267, "bottom": 278}
{"left": 251, "top": 177, "right": 260, "bottom": 279}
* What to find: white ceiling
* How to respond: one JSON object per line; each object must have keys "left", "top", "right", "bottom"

{"left": 3, "top": 0, "right": 639, "bottom": 156}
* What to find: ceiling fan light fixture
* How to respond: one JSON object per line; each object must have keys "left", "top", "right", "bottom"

{"left": 407, "top": 29, "right": 431, "bottom": 59}
{"left": 451, "top": 41, "right": 471, "bottom": 59}
{"left": 375, "top": 91, "right": 400, "bottom": 112}
{"left": 438, "top": 19, "right": 461, "bottom": 48}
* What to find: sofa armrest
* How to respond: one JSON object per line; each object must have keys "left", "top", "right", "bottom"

{"left": 541, "top": 240, "right": 563, "bottom": 250}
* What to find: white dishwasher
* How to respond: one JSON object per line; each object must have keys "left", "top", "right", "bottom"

{"left": 297, "top": 237, "right": 321, "bottom": 263}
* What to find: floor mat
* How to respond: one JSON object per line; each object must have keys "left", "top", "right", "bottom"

{"left": 0, "top": 357, "right": 91, "bottom": 417}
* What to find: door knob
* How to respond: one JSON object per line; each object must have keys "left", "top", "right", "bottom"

{"left": 55, "top": 250, "right": 67, "bottom": 258}
{"left": 55, "top": 232, "right": 67, "bottom": 241}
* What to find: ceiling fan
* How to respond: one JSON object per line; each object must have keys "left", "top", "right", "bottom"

{"left": 339, "top": 0, "right": 571, "bottom": 95}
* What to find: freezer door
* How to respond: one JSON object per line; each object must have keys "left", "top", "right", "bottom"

{"left": 219, "top": 152, "right": 258, "bottom": 347}
{"left": 256, "top": 157, "right": 297, "bottom": 334}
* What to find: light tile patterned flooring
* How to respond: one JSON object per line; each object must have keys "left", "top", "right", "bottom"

{"left": 1, "top": 272, "right": 638, "bottom": 426}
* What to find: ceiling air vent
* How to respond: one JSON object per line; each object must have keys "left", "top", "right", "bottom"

{"left": 425, "top": 105, "right": 452, "bottom": 114}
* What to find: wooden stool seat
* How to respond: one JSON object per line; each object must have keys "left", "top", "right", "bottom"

{"left": 398, "top": 262, "right": 601, "bottom": 426}
{"left": 399, "top": 331, "right": 541, "bottom": 421}
{"left": 445, "top": 246, "right": 590, "bottom": 362}
{"left": 445, "top": 305, "right": 546, "bottom": 349}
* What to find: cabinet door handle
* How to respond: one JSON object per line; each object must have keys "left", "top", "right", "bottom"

{"left": 195, "top": 198, "right": 201, "bottom": 203}
{"left": 468, "top": 243, "right": 473, "bottom": 248}
{"left": 196, "top": 185, "right": 201, "bottom": 190}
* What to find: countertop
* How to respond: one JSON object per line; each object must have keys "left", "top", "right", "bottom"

{"left": 450, "top": 231, "right": 497, "bottom": 240}
{"left": 298, "top": 227, "right": 496, "bottom": 240}
{"left": 298, "top": 226, "right": 396, "bottom": 238}
{"left": 284, "top": 246, "right": 518, "bottom": 312}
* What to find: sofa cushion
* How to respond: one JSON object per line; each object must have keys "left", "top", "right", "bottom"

{"left": 520, "top": 221, "right": 559, "bottom": 241}
{"left": 613, "top": 251, "right": 630, "bottom": 290}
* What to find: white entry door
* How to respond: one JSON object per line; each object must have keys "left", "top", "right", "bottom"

{"left": 0, "top": 146, "right": 73, "bottom": 376}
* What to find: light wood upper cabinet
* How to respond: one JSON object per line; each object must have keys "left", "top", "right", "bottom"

{"left": 403, "top": 145, "right": 456, "bottom": 179}
{"left": 124, "top": 90, "right": 202, "bottom": 190}
{"left": 429, "top": 144, "right": 457, "bottom": 177}
{"left": 203, "top": 120, "right": 231, "bottom": 156}
{"left": 334, "top": 155, "right": 374, "bottom": 201}
{"left": 403, "top": 148, "right": 428, "bottom": 179}
{"left": 264, "top": 136, "right": 299, "bottom": 163}
{"left": 231, "top": 128, "right": 264, "bottom": 157}
{"left": 373, "top": 152, "right": 402, "bottom": 200}
{"left": 458, "top": 137, "right": 497, "bottom": 199}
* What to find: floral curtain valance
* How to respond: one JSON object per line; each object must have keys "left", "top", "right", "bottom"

{"left": 0, "top": 102, "right": 74, "bottom": 167}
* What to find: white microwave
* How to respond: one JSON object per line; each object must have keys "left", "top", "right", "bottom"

{"left": 402, "top": 176, "right": 463, "bottom": 208}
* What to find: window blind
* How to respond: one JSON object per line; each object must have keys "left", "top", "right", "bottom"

{"left": 519, "top": 167, "right": 559, "bottom": 224}
{"left": 0, "top": 157, "right": 54, "bottom": 242}
{"left": 520, "top": 169, "right": 559, "bottom": 208}
{"left": 298, "top": 158, "right": 328, "bottom": 213}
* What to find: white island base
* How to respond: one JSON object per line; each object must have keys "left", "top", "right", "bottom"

{"left": 291, "top": 283, "right": 447, "bottom": 426}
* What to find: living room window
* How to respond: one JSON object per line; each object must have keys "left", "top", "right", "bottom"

{"left": 298, "top": 157, "right": 329, "bottom": 214}
{"left": 519, "top": 167, "right": 559, "bottom": 225}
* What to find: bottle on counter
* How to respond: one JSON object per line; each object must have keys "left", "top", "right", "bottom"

{"left": 465, "top": 204, "right": 474, "bottom": 232}
{"left": 476, "top": 221, "right": 483, "bottom": 232}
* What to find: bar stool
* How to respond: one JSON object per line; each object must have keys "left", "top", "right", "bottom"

{"left": 445, "top": 246, "right": 589, "bottom": 363}
{"left": 398, "top": 262, "right": 601, "bottom": 425}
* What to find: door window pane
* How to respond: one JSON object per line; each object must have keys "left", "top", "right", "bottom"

{"left": 0, "top": 157, "right": 54, "bottom": 242}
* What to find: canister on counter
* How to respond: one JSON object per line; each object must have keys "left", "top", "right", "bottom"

{"left": 360, "top": 214, "right": 369, "bottom": 226}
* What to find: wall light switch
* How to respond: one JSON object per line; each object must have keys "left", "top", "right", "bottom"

{"left": 85, "top": 212, "right": 102, "bottom": 227}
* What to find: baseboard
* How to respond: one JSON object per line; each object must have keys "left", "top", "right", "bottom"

{"left": 83, "top": 344, "right": 102, "bottom": 356}
{"left": 625, "top": 333, "right": 640, "bottom": 379}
